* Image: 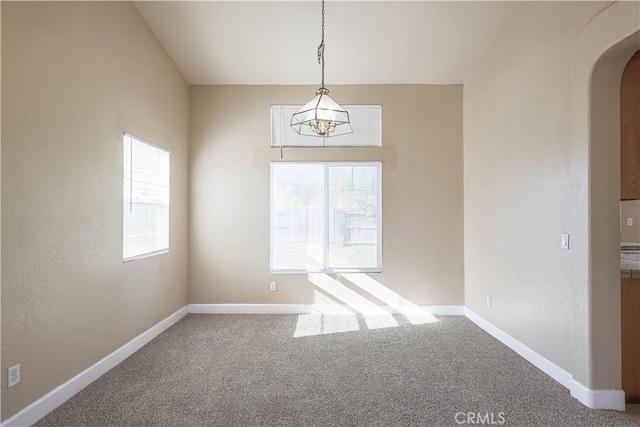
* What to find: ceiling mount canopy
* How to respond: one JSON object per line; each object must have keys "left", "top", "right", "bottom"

{"left": 290, "top": 0, "right": 352, "bottom": 137}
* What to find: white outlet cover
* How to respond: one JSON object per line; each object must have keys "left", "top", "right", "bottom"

{"left": 628, "top": 218, "right": 634, "bottom": 227}
{"left": 8, "top": 364, "right": 20, "bottom": 388}
{"left": 486, "top": 295, "right": 491, "bottom": 307}
{"left": 561, "top": 233, "right": 570, "bottom": 250}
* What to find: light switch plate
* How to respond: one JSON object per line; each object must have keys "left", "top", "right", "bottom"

{"left": 561, "top": 233, "right": 570, "bottom": 250}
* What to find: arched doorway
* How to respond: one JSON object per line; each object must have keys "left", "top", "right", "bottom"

{"left": 591, "top": 35, "right": 639, "bottom": 402}
{"left": 569, "top": 0, "right": 639, "bottom": 410}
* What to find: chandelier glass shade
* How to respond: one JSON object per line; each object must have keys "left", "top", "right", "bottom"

{"left": 290, "top": 87, "right": 352, "bottom": 137}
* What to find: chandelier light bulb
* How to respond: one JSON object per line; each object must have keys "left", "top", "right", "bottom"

{"left": 312, "top": 120, "right": 330, "bottom": 135}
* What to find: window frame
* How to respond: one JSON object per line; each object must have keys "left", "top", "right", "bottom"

{"left": 269, "top": 161, "right": 383, "bottom": 274}
{"left": 123, "top": 133, "right": 171, "bottom": 262}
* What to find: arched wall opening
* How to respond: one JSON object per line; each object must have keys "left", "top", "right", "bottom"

{"left": 569, "top": 0, "right": 639, "bottom": 409}
{"left": 590, "top": 31, "right": 638, "bottom": 391}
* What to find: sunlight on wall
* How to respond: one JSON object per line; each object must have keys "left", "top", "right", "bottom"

{"left": 341, "top": 273, "right": 438, "bottom": 325}
{"left": 294, "top": 273, "right": 438, "bottom": 338}
{"left": 308, "top": 273, "right": 399, "bottom": 330}
{"left": 311, "top": 289, "right": 355, "bottom": 314}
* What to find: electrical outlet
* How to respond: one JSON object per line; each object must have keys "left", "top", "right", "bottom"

{"left": 270, "top": 281, "right": 277, "bottom": 292}
{"left": 628, "top": 218, "right": 634, "bottom": 227}
{"left": 8, "top": 364, "right": 20, "bottom": 388}
{"left": 486, "top": 295, "right": 492, "bottom": 307}
{"left": 561, "top": 233, "right": 570, "bottom": 250}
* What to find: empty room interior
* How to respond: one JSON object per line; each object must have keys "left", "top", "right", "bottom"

{"left": 2, "top": 1, "right": 640, "bottom": 426}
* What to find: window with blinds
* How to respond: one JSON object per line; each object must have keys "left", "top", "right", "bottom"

{"left": 271, "top": 105, "right": 382, "bottom": 147}
{"left": 270, "top": 162, "right": 382, "bottom": 273}
{"left": 123, "top": 134, "right": 170, "bottom": 261}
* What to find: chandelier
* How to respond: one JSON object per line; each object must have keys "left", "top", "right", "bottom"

{"left": 290, "top": 0, "right": 352, "bottom": 137}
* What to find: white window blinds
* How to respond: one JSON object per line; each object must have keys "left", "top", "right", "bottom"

{"left": 271, "top": 105, "right": 382, "bottom": 147}
{"left": 270, "top": 162, "right": 382, "bottom": 273}
{"left": 123, "top": 134, "right": 170, "bottom": 261}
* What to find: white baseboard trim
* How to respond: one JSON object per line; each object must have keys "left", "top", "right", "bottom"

{"left": 189, "top": 303, "right": 313, "bottom": 314}
{"left": 2, "top": 306, "right": 189, "bottom": 427}
{"left": 464, "top": 307, "right": 625, "bottom": 411}
{"left": 188, "top": 303, "right": 465, "bottom": 316}
{"left": 569, "top": 379, "right": 626, "bottom": 411}
{"left": 463, "top": 307, "right": 573, "bottom": 389}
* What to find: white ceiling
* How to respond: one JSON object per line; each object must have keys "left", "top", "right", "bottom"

{"left": 134, "top": 1, "right": 518, "bottom": 85}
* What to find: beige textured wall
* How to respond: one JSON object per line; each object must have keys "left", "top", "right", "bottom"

{"left": 1, "top": 2, "right": 189, "bottom": 420}
{"left": 190, "top": 85, "right": 463, "bottom": 307}
{"left": 464, "top": 1, "right": 610, "bottom": 376}
{"left": 621, "top": 201, "right": 640, "bottom": 244}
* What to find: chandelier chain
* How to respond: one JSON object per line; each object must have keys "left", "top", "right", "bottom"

{"left": 317, "top": 0, "right": 325, "bottom": 87}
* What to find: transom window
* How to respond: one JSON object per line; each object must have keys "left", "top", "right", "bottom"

{"left": 270, "top": 162, "right": 382, "bottom": 273}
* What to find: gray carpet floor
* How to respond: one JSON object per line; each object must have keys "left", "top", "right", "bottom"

{"left": 35, "top": 314, "right": 635, "bottom": 427}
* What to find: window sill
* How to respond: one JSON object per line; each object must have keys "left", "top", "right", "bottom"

{"left": 123, "top": 249, "right": 169, "bottom": 263}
